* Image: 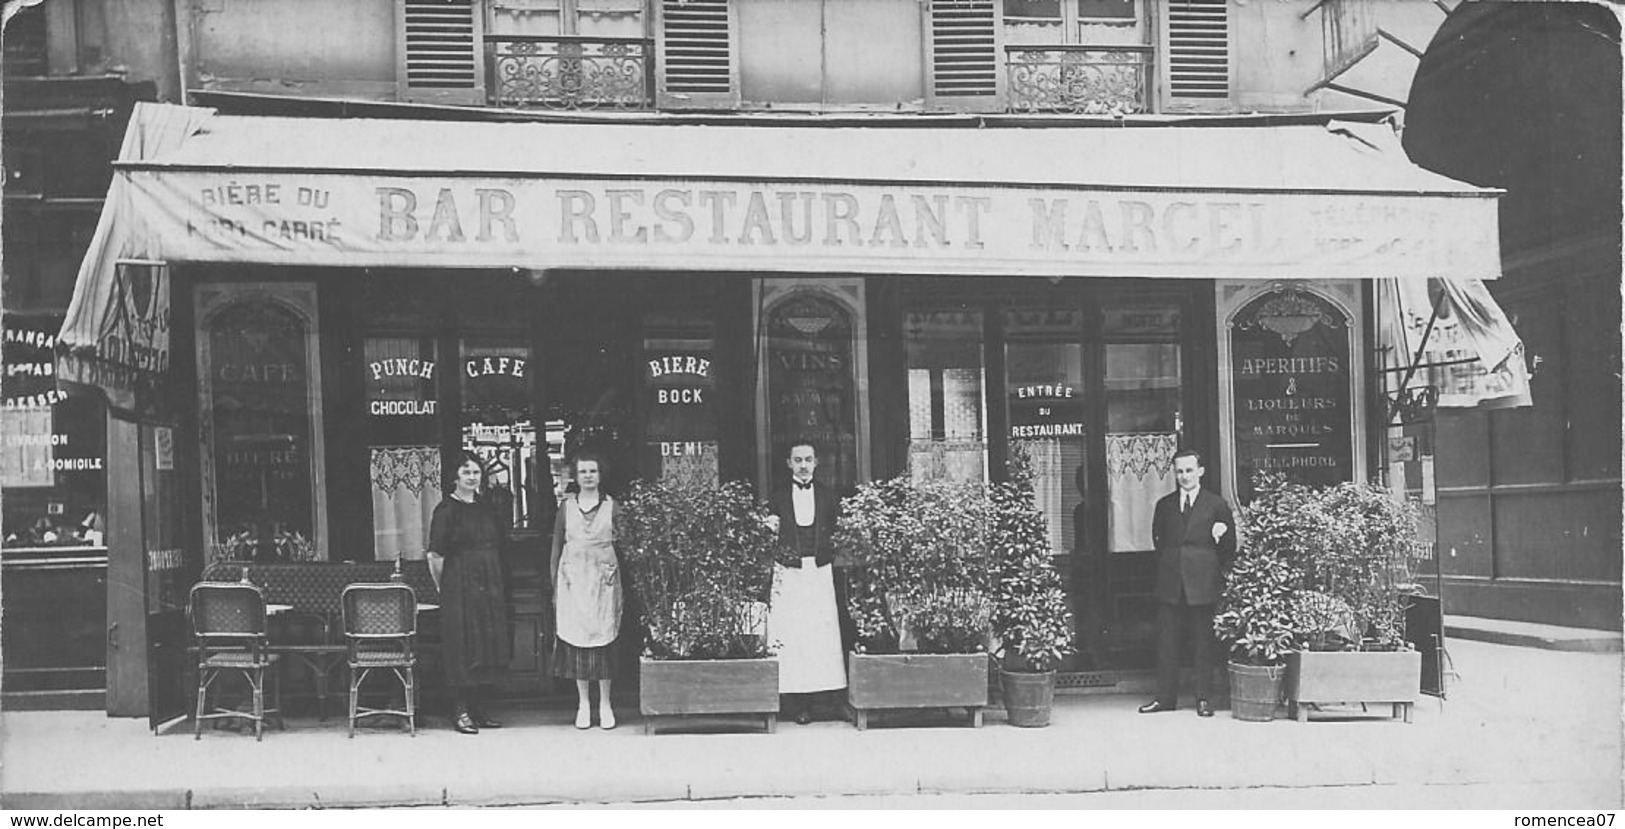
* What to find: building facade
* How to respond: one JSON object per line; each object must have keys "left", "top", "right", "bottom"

{"left": 1400, "top": 2, "right": 1623, "bottom": 630}
{"left": 2, "top": 0, "right": 1565, "bottom": 721}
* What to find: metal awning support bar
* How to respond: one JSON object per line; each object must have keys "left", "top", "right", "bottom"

{"left": 1377, "top": 28, "right": 1425, "bottom": 59}
{"left": 1378, "top": 357, "right": 1480, "bottom": 373}
{"left": 1323, "top": 82, "right": 1407, "bottom": 110}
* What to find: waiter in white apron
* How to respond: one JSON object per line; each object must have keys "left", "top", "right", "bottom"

{"left": 764, "top": 439, "right": 848, "bottom": 724}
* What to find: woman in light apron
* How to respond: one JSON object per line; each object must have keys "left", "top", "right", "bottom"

{"left": 549, "top": 451, "right": 624, "bottom": 729}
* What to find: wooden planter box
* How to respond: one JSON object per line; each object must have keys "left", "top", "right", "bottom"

{"left": 847, "top": 652, "right": 989, "bottom": 730}
{"left": 638, "top": 656, "right": 779, "bottom": 734}
{"left": 1286, "top": 649, "right": 1422, "bottom": 723}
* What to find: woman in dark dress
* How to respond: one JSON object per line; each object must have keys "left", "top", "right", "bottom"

{"left": 427, "top": 451, "right": 512, "bottom": 734}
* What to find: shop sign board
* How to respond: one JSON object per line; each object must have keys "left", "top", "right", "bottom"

{"left": 1228, "top": 287, "right": 1356, "bottom": 502}
{"left": 129, "top": 171, "right": 1501, "bottom": 280}
{"left": 644, "top": 351, "right": 716, "bottom": 442}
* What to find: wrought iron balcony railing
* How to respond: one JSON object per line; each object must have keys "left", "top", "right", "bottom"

{"left": 488, "top": 35, "right": 654, "bottom": 111}
{"left": 1005, "top": 45, "right": 1153, "bottom": 115}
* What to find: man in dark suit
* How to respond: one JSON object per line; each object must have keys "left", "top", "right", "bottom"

{"left": 764, "top": 439, "right": 848, "bottom": 724}
{"left": 1139, "top": 448, "right": 1237, "bottom": 718}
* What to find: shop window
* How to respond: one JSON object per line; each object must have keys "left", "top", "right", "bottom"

{"left": 1104, "top": 341, "right": 1181, "bottom": 553}
{"left": 904, "top": 309, "right": 987, "bottom": 483}
{"left": 460, "top": 338, "right": 541, "bottom": 530}
{"left": 763, "top": 288, "right": 862, "bottom": 492}
{"left": 364, "top": 336, "right": 442, "bottom": 561}
{"left": 196, "top": 285, "right": 327, "bottom": 562}
{"left": 1004, "top": 306, "right": 1085, "bottom": 557}
{"left": 641, "top": 308, "right": 719, "bottom": 490}
{"left": 2, "top": 316, "right": 107, "bottom": 550}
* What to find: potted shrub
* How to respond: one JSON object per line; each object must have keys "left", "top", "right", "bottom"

{"left": 989, "top": 446, "right": 1075, "bottom": 728}
{"left": 1213, "top": 473, "right": 1312, "bottom": 721}
{"left": 618, "top": 479, "right": 784, "bottom": 734}
{"left": 1284, "top": 480, "right": 1424, "bottom": 722}
{"left": 835, "top": 476, "right": 992, "bottom": 730}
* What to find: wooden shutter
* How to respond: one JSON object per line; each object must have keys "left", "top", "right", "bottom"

{"left": 924, "top": 0, "right": 1001, "bottom": 112}
{"left": 1164, "top": 0, "right": 1229, "bottom": 108}
{"left": 397, "top": 0, "right": 485, "bottom": 105}
{"left": 656, "top": 0, "right": 738, "bottom": 109}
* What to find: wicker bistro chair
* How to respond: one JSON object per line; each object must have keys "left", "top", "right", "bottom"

{"left": 340, "top": 583, "right": 419, "bottom": 737}
{"left": 188, "top": 582, "right": 282, "bottom": 741}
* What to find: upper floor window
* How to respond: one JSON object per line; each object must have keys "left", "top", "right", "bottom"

{"left": 393, "top": 0, "right": 1228, "bottom": 114}
{"left": 1002, "top": 0, "right": 1151, "bottom": 114}
{"left": 1004, "top": 0, "right": 1139, "bottom": 45}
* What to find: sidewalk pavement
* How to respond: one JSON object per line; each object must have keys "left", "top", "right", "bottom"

{"left": 2, "top": 639, "right": 1619, "bottom": 810}
{"left": 1446, "top": 614, "right": 1622, "bottom": 653}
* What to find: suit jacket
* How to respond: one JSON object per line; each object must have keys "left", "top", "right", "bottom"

{"left": 769, "top": 480, "right": 839, "bottom": 568}
{"left": 1151, "top": 487, "right": 1237, "bottom": 606}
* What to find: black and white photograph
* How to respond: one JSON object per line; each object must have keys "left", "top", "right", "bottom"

{"left": 0, "top": 0, "right": 1618, "bottom": 813}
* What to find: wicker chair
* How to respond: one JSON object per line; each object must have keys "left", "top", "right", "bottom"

{"left": 341, "top": 583, "right": 418, "bottom": 737}
{"left": 188, "top": 582, "right": 282, "bottom": 740}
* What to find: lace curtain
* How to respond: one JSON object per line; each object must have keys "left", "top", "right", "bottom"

{"left": 1107, "top": 432, "right": 1177, "bottom": 553}
{"left": 907, "top": 440, "right": 987, "bottom": 484}
{"left": 371, "top": 446, "right": 441, "bottom": 561}
{"left": 658, "top": 442, "right": 719, "bottom": 491}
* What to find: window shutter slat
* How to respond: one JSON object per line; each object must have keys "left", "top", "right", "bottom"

{"left": 1166, "top": 0, "right": 1230, "bottom": 102}
{"left": 397, "top": 0, "right": 484, "bottom": 104}
{"left": 925, "top": 0, "right": 1000, "bottom": 111}
{"left": 657, "top": 0, "right": 738, "bottom": 106}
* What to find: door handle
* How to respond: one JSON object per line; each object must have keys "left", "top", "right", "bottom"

{"left": 107, "top": 621, "right": 119, "bottom": 650}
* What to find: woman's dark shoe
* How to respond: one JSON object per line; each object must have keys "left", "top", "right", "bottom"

{"left": 453, "top": 710, "right": 480, "bottom": 734}
{"left": 795, "top": 709, "right": 813, "bottom": 726}
{"left": 472, "top": 711, "right": 503, "bottom": 729}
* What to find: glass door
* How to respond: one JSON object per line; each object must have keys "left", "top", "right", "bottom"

{"left": 1002, "top": 306, "right": 1090, "bottom": 669}
{"left": 1099, "top": 302, "right": 1185, "bottom": 668}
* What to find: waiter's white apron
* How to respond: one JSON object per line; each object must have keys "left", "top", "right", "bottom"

{"left": 767, "top": 557, "right": 847, "bottom": 693}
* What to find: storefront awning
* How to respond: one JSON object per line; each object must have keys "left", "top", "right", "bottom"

{"left": 59, "top": 103, "right": 1513, "bottom": 408}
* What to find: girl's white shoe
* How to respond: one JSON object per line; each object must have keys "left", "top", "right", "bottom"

{"left": 599, "top": 705, "right": 616, "bottom": 730}
{"left": 575, "top": 705, "right": 591, "bottom": 730}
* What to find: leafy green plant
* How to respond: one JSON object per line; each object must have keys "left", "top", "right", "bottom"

{"left": 1214, "top": 473, "right": 1313, "bottom": 665}
{"left": 617, "top": 479, "right": 786, "bottom": 660}
{"left": 1295, "top": 481, "right": 1422, "bottom": 651}
{"left": 989, "top": 444, "right": 1075, "bottom": 673}
{"left": 1215, "top": 473, "right": 1424, "bottom": 662}
{"left": 1213, "top": 548, "right": 1305, "bottom": 666}
{"left": 835, "top": 476, "right": 992, "bottom": 655}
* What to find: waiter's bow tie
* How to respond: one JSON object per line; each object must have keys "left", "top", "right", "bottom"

{"left": 793, "top": 480, "right": 814, "bottom": 490}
